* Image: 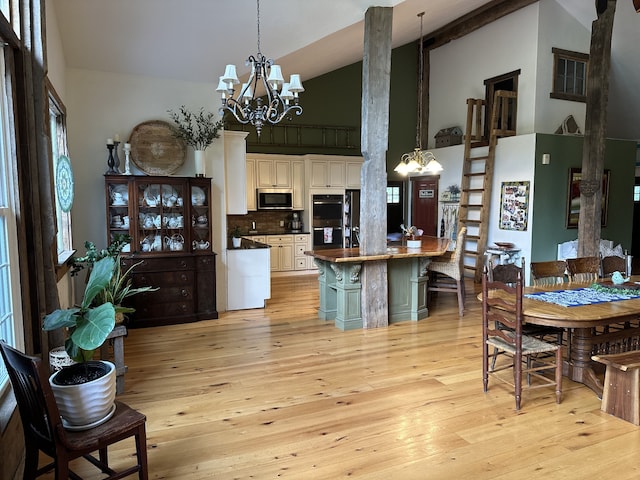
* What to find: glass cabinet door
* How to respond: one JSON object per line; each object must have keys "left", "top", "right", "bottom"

{"left": 106, "top": 177, "right": 132, "bottom": 252}
{"left": 190, "top": 180, "right": 210, "bottom": 253}
{"left": 136, "top": 180, "right": 186, "bottom": 253}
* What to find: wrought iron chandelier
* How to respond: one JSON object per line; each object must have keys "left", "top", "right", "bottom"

{"left": 215, "top": 0, "right": 304, "bottom": 137}
{"left": 394, "top": 12, "right": 443, "bottom": 175}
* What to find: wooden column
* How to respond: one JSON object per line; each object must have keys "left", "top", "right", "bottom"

{"left": 578, "top": 0, "right": 616, "bottom": 257}
{"left": 360, "top": 7, "right": 392, "bottom": 328}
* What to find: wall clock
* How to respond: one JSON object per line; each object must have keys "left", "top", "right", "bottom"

{"left": 56, "top": 154, "right": 74, "bottom": 212}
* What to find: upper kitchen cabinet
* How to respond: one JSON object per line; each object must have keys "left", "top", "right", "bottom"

{"left": 307, "top": 155, "right": 363, "bottom": 190}
{"left": 224, "top": 131, "right": 249, "bottom": 214}
{"left": 256, "top": 157, "right": 292, "bottom": 188}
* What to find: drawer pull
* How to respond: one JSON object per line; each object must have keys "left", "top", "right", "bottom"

{"left": 181, "top": 289, "right": 189, "bottom": 297}
{"left": 181, "top": 274, "right": 188, "bottom": 282}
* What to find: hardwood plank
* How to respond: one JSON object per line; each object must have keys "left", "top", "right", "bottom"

{"left": 40, "top": 274, "right": 640, "bottom": 479}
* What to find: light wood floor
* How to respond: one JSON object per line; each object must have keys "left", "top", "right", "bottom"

{"left": 46, "top": 275, "right": 640, "bottom": 479}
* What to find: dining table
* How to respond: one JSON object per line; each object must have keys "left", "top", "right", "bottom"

{"left": 483, "top": 277, "right": 640, "bottom": 398}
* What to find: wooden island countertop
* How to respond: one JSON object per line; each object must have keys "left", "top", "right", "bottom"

{"left": 305, "top": 236, "right": 450, "bottom": 263}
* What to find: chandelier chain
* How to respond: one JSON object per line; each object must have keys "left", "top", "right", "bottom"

{"left": 256, "top": 0, "right": 261, "bottom": 55}
{"left": 416, "top": 11, "right": 424, "bottom": 150}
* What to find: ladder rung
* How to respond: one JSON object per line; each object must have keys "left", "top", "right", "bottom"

{"left": 466, "top": 155, "right": 489, "bottom": 161}
{"left": 466, "top": 235, "right": 480, "bottom": 241}
{"left": 461, "top": 219, "right": 481, "bottom": 225}
{"left": 464, "top": 172, "right": 486, "bottom": 177}
{"left": 461, "top": 204, "right": 483, "bottom": 209}
{"left": 464, "top": 188, "right": 484, "bottom": 193}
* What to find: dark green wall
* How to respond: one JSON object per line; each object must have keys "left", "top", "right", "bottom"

{"left": 241, "top": 41, "right": 418, "bottom": 173}
{"left": 531, "top": 134, "right": 636, "bottom": 262}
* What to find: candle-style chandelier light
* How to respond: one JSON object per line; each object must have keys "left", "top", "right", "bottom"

{"left": 394, "top": 12, "right": 443, "bottom": 175}
{"left": 215, "top": 0, "right": 304, "bottom": 137}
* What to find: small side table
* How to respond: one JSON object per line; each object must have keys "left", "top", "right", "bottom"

{"left": 100, "top": 324, "right": 128, "bottom": 395}
{"left": 485, "top": 247, "right": 521, "bottom": 269}
{"left": 592, "top": 352, "right": 640, "bottom": 425}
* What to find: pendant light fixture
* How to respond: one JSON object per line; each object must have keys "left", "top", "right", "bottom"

{"left": 215, "top": 0, "right": 304, "bottom": 137}
{"left": 394, "top": 12, "right": 443, "bottom": 175}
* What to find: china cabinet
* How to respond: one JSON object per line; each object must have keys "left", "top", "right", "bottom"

{"left": 105, "top": 175, "right": 218, "bottom": 327}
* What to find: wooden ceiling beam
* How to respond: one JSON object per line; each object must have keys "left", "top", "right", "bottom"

{"left": 423, "top": 0, "right": 538, "bottom": 50}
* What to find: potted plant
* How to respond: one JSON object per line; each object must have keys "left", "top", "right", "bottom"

{"left": 231, "top": 226, "right": 242, "bottom": 248}
{"left": 401, "top": 224, "right": 424, "bottom": 248}
{"left": 43, "top": 256, "right": 119, "bottom": 429}
{"left": 168, "top": 105, "right": 224, "bottom": 177}
{"left": 43, "top": 236, "right": 157, "bottom": 429}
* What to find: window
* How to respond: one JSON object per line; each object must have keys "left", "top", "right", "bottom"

{"left": 551, "top": 48, "right": 589, "bottom": 102}
{"left": 634, "top": 185, "right": 640, "bottom": 202}
{"left": 387, "top": 186, "right": 400, "bottom": 204}
{"left": 0, "top": 46, "right": 24, "bottom": 390}
{"left": 47, "top": 81, "right": 73, "bottom": 266}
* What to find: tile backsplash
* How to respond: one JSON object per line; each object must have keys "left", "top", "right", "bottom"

{"left": 227, "top": 210, "right": 304, "bottom": 236}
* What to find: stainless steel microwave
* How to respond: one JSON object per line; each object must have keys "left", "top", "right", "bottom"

{"left": 257, "top": 188, "right": 294, "bottom": 210}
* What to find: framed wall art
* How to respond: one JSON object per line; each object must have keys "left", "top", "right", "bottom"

{"left": 499, "top": 181, "right": 530, "bottom": 231}
{"left": 565, "top": 168, "right": 610, "bottom": 229}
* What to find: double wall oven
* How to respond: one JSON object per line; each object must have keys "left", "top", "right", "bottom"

{"left": 312, "top": 194, "right": 343, "bottom": 250}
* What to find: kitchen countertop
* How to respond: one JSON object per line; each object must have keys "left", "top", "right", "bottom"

{"left": 228, "top": 238, "right": 271, "bottom": 250}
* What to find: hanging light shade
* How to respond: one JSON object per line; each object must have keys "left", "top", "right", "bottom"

{"left": 215, "top": 0, "right": 303, "bottom": 137}
{"left": 394, "top": 12, "right": 442, "bottom": 176}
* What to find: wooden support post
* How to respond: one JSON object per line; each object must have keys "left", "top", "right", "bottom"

{"left": 578, "top": 0, "right": 616, "bottom": 257}
{"left": 360, "top": 6, "right": 392, "bottom": 328}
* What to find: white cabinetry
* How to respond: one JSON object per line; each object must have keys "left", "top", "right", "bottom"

{"left": 291, "top": 159, "right": 305, "bottom": 210}
{"left": 309, "top": 160, "right": 345, "bottom": 188}
{"left": 293, "top": 234, "right": 311, "bottom": 270}
{"left": 345, "top": 160, "right": 363, "bottom": 189}
{"left": 268, "top": 235, "right": 294, "bottom": 272}
{"left": 256, "top": 158, "right": 291, "bottom": 188}
{"left": 224, "top": 131, "right": 250, "bottom": 214}
{"left": 246, "top": 157, "right": 257, "bottom": 211}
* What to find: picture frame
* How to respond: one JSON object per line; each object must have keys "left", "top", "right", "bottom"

{"left": 565, "top": 168, "right": 610, "bottom": 229}
{"left": 499, "top": 181, "right": 530, "bottom": 231}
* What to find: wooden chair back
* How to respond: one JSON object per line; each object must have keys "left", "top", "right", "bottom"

{"left": 566, "top": 256, "right": 600, "bottom": 283}
{"left": 489, "top": 257, "right": 525, "bottom": 285}
{"left": 601, "top": 255, "right": 627, "bottom": 278}
{"left": 530, "top": 260, "right": 566, "bottom": 286}
{"left": 0, "top": 341, "right": 149, "bottom": 480}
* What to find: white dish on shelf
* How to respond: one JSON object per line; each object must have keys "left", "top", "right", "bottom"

{"left": 191, "top": 186, "right": 205, "bottom": 206}
{"left": 110, "top": 185, "right": 128, "bottom": 205}
{"left": 143, "top": 184, "right": 179, "bottom": 207}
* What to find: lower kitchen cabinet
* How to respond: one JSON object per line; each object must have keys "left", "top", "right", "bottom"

{"left": 269, "top": 235, "right": 294, "bottom": 272}
{"left": 294, "top": 234, "right": 311, "bottom": 270}
{"left": 121, "top": 253, "right": 218, "bottom": 327}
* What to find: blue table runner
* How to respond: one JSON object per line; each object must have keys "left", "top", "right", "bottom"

{"left": 525, "top": 286, "right": 640, "bottom": 307}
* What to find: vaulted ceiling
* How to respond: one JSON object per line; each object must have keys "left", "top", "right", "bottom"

{"left": 51, "top": 0, "right": 640, "bottom": 141}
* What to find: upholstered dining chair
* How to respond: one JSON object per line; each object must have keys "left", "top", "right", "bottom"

{"left": 566, "top": 256, "right": 600, "bottom": 283}
{"left": 481, "top": 268, "right": 563, "bottom": 410}
{"left": 530, "top": 260, "right": 566, "bottom": 286}
{"left": 0, "top": 341, "right": 149, "bottom": 480}
{"left": 427, "top": 227, "right": 467, "bottom": 317}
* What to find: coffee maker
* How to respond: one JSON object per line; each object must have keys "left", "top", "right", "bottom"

{"left": 290, "top": 212, "right": 302, "bottom": 232}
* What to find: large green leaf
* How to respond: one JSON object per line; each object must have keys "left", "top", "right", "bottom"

{"left": 81, "top": 257, "right": 115, "bottom": 309}
{"left": 43, "top": 307, "right": 80, "bottom": 330}
{"left": 71, "top": 301, "right": 116, "bottom": 351}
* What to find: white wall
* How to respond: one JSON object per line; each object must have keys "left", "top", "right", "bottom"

{"left": 534, "top": 0, "right": 590, "bottom": 134}
{"left": 64, "top": 68, "right": 229, "bottom": 311}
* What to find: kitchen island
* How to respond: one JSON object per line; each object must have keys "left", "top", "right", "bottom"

{"left": 305, "top": 236, "right": 450, "bottom": 330}
{"left": 227, "top": 238, "right": 271, "bottom": 310}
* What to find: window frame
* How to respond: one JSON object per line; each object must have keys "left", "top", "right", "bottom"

{"left": 550, "top": 47, "right": 589, "bottom": 103}
{"left": 46, "top": 79, "right": 74, "bottom": 279}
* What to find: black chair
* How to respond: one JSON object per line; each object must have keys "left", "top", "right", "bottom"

{"left": 0, "top": 341, "right": 149, "bottom": 480}
{"left": 481, "top": 269, "right": 562, "bottom": 410}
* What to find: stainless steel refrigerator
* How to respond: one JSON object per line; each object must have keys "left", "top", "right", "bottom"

{"left": 344, "top": 189, "right": 360, "bottom": 248}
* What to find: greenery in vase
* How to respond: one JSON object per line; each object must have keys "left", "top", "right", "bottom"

{"left": 168, "top": 105, "right": 224, "bottom": 150}
{"left": 231, "top": 226, "right": 242, "bottom": 238}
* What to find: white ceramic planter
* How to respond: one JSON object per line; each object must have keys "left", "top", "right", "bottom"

{"left": 407, "top": 239, "right": 422, "bottom": 249}
{"left": 232, "top": 237, "right": 241, "bottom": 248}
{"left": 49, "top": 360, "right": 116, "bottom": 430}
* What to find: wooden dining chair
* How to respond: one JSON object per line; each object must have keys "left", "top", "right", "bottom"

{"left": 566, "top": 256, "right": 600, "bottom": 283}
{"left": 481, "top": 268, "right": 562, "bottom": 410}
{"left": 530, "top": 260, "right": 566, "bottom": 286}
{"left": 427, "top": 227, "right": 467, "bottom": 317}
{"left": 601, "top": 254, "right": 627, "bottom": 278}
{"left": 0, "top": 341, "right": 149, "bottom": 480}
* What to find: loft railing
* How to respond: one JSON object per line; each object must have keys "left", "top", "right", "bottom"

{"left": 226, "top": 121, "right": 359, "bottom": 150}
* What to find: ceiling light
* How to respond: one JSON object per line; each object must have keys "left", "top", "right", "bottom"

{"left": 216, "top": 0, "right": 303, "bottom": 137}
{"left": 394, "top": 12, "right": 442, "bottom": 176}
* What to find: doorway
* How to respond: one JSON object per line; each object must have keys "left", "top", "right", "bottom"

{"left": 410, "top": 176, "right": 439, "bottom": 237}
{"left": 484, "top": 69, "right": 520, "bottom": 138}
{"left": 387, "top": 181, "right": 404, "bottom": 235}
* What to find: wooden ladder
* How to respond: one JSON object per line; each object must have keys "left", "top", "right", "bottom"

{"left": 458, "top": 90, "right": 517, "bottom": 282}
